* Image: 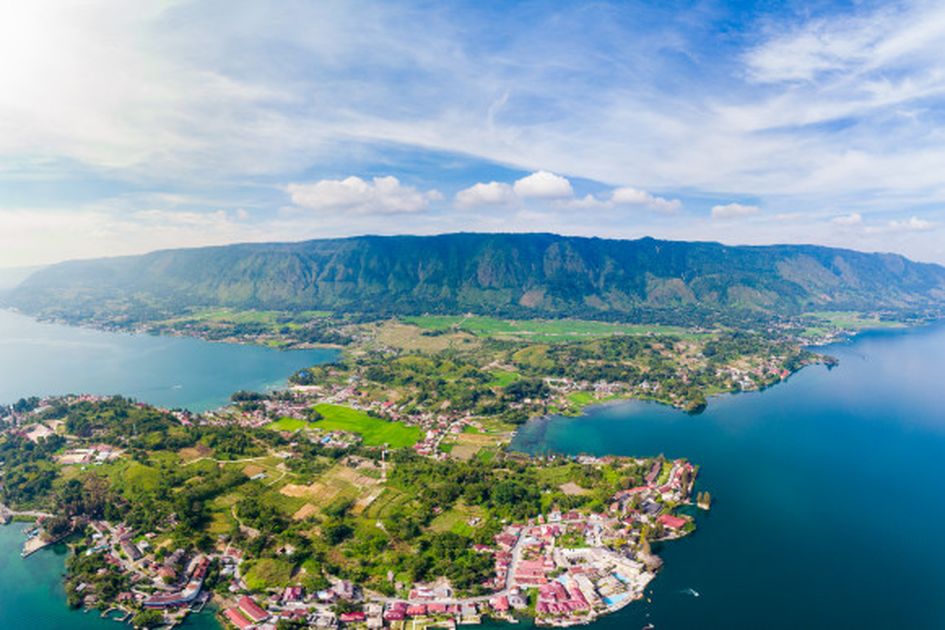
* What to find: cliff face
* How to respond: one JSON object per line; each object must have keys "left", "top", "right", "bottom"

{"left": 7, "top": 233, "right": 945, "bottom": 321}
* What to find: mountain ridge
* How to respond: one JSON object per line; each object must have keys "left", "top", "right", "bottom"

{"left": 6, "top": 232, "right": 945, "bottom": 323}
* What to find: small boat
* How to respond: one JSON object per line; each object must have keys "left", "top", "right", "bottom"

{"left": 682, "top": 588, "right": 700, "bottom": 597}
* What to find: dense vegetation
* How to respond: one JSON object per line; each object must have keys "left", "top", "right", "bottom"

{"left": 1, "top": 396, "right": 672, "bottom": 603}
{"left": 8, "top": 233, "right": 945, "bottom": 326}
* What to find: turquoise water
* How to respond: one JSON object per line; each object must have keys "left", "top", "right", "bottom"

{"left": 512, "top": 323, "right": 945, "bottom": 629}
{"left": 0, "top": 312, "right": 343, "bottom": 628}
{"left": 0, "top": 526, "right": 220, "bottom": 629}
{"left": 0, "top": 310, "right": 338, "bottom": 411}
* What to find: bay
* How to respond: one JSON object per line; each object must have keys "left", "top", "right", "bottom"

{"left": 512, "top": 323, "right": 945, "bottom": 629}
{"left": 0, "top": 311, "right": 341, "bottom": 628}
{"left": 0, "top": 310, "right": 339, "bottom": 411}
{"left": 0, "top": 525, "right": 220, "bottom": 629}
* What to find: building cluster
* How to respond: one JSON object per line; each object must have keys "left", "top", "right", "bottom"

{"left": 57, "top": 443, "right": 121, "bottom": 465}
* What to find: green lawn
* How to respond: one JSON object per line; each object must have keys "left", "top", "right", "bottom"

{"left": 807, "top": 311, "right": 905, "bottom": 330}
{"left": 311, "top": 404, "right": 422, "bottom": 448}
{"left": 488, "top": 370, "right": 521, "bottom": 387}
{"left": 243, "top": 558, "right": 296, "bottom": 591}
{"left": 429, "top": 504, "right": 485, "bottom": 536}
{"left": 403, "top": 315, "right": 688, "bottom": 341}
{"left": 567, "top": 391, "right": 596, "bottom": 407}
{"left": 267, "top": 417, "right": 310, "bottom": 432}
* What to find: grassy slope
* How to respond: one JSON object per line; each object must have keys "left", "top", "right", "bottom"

{"left": 267, "top": 404, "right": 422, "bottom": 448}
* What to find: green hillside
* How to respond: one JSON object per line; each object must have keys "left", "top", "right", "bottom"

{"left": 6, "top": 233, "right": 945, "bottom": 325}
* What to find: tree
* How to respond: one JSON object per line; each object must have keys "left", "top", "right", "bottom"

{"left": 132, "top": 609, "right": 164, "bottom": 629}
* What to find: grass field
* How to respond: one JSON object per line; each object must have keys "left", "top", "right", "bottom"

{"left": 429, "top": 503, "right": 485, "bottom": 536}
{"left": 310, "top": 404, "right": 422, "bottom": 448}
{"left": 807, "top": 311, "right": 905, "bottom": 330}
{"left": 566, "top": 391, "right": 596, "bottom": 407}
{"left": 361, "top": 488, "right": 410, "bottom": 520}
{"left": 374, "top": 320, "right": 478, "bottom": 352}
{"left": 267, "top": 417, "right": 310, "bottom": 432}
{"left": 189, "top": 308, "right": 331, "bottom": 325}
{"left": 243, "top": 558, "right": 296, "bottom": 590}
{"left": 487, "top": 369, "right": 521, "bottom": 387}
{"left": 402, "top": 315, "right": 688, "bottom": 341}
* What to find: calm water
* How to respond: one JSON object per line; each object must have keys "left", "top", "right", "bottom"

{"left": 0, "top": 310, "right": 338, "bottom": 411}
{"left": 0, "top": 526, "right": 220, "bottom": 629}
{"left": 0, "top": 311, "right": 340, "bottom": 628}
{"left": 512, "top": 323, "right": 945, "bottom": 629}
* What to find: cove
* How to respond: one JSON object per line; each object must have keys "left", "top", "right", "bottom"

{"left": 512, "top": 323, "right": 945, "bottom": 629}
{"left": 0, "top": 310, "right": 339, "bottom": 411}
{"left": 0, "top": 525, "right": 221, "bottom": 629}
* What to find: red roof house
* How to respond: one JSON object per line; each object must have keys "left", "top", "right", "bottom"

{"left": 658, "top": 513, "right": 688, "bottom": 529}
{"left": 237, "top": 595, "right": 269, "bottom": 623}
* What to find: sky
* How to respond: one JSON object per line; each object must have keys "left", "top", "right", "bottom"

{"left": 2, "top": 0, "right": 945, "bottom": 267}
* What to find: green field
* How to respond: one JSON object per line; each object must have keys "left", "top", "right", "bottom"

{"left": 807, "top": 311, "right": 905, "bottom": 331}
{"left": 310, "top": 404, "right": 422, "bottom": 448}
{"left": 362, "top": 488, "right": 411, "bottom": 519}
{"left": 243, "top": 558, "right": 296, "bottom": 590}
{"left": 488, "top": 369, "right": 521, "bottom": 387}
{"left": 189, "top": 308, "right": 332, "bottom": 325}
{"left": 267, "top": 417, "right": 310, "bottom": 432}
{"left": 402, "top": 315, "right": 687, "bottom": 341}
{"left": 566, "top": 391, "right": 596, "bottom": 407}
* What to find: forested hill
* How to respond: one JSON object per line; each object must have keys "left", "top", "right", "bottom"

{"left": 6, "top": 233, "right": 945, "bottom": 323}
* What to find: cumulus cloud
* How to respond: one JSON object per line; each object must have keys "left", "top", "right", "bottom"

{"left": 832, "top": 212, "right": 862, "bottom": 226}
{"left": 455, "top": 181, "right": 514, "bottom": 207}
{"left": 512, "top": 171, "right": 574, "bottom": 199}
{"left": 611, "top": 187, "right": 681, "bottom": 213}
{"left": 286, "top": 176, "right": 442, "bottom": 214}
{"left": 711, "top": 203, "right": 761, "bottom": 220}
{"left": 454, "top": 173, "right": 680, "bottom": 214}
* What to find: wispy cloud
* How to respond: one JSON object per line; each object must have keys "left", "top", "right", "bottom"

{"left": 711, "top": 203, "right": 761, "bottom": 220}
{"left": 2, "top": 1, "right": 945, "bottom": 264}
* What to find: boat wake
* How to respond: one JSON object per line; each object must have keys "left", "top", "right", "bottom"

{"left": 681, "top": 588, "right": 700, "bottom": 597}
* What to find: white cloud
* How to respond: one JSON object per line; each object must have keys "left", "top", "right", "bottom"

{"left": 513, "top": 171, "right": 574, "bottom": 199}
{"left": 832, "top": 212, "right": 862, "bottom": 226}
{"left": 886, "top": 216, "right": 936, "bottom": 232}
{"left": 0, "top": 206, "right": 255, "bottom": 267}
{"left": 711, "top": 203, "right": 761, "bottom": 220}
{"left": 611, "top": 187, "right": 681, "bottom": 213}
{"left": 286, "top": 176, "right": 442, "bottom": 215}
{"left": 455, "top": 181, "right": 514, "bottom": 207}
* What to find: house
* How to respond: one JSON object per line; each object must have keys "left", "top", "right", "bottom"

{"left": 658, "top": 513, "right": 688, "bottom": 530}
{"left": 238, "top": 595, "right": 270, "bottom": 624}
{"left": 121, "top": 541, "right": 142, "bottom": 562}
{"left": 223, "top": 607, "right": 254, "bottom": 630}
{"left": 282, "top": 586, "right": 304, "bottom": 602}
{"left": 406, "top": 604, "right": 427, "bottom": 617}
{"left": 339, "top": 611, "right": 366, "bottom": 623}
{"left": 490, "top": 595, "right": 509, "bottom": 612}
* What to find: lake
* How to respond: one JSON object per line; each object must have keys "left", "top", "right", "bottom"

{"left": 0, "top": 310, "right": 339, "bottom": 411}
{"left": 512, "top": 323, "right": 945, "bottom": 629}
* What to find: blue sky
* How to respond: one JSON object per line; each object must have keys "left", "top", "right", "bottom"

{"left": 1, "top": 0, "right": 945, "bottom": 266}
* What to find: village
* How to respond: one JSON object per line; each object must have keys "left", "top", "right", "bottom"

{"left": 0, "top": 385, "right": 706, "bottom": 630}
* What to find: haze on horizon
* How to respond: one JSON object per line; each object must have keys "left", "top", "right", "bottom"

{"left": 2, "top": 0, "right": 945, "bottom": 268}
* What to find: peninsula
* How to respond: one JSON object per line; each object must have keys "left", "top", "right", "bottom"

{"left": 0, "top": 309, "right": 850, "bottom": 629}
